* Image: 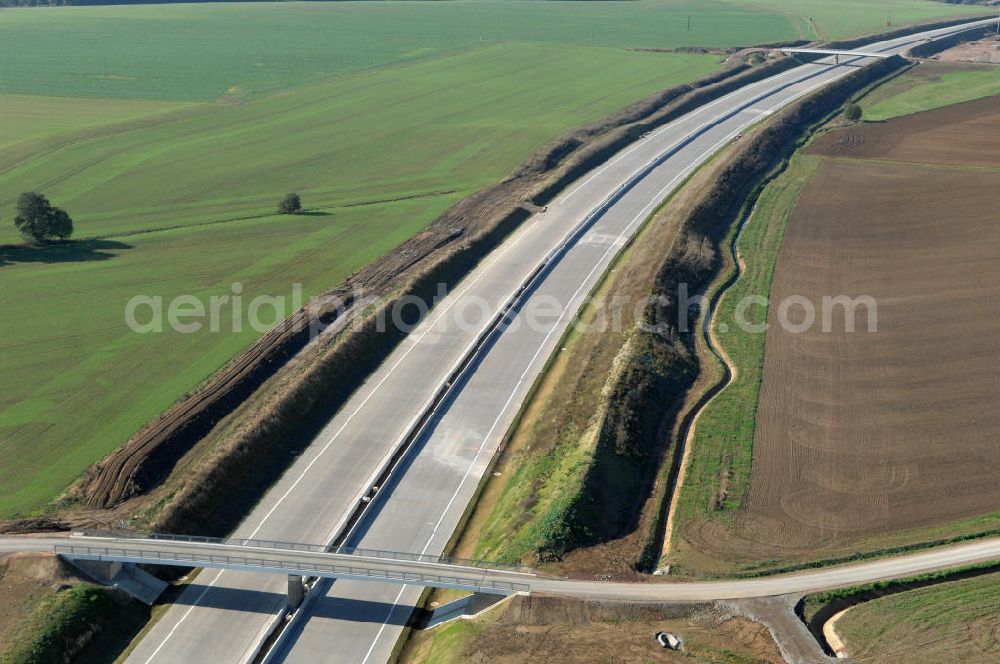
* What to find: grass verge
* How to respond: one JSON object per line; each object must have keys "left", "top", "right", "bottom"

{"left": 829, "top": 566, "right": 1000, "bottom": 663}
{"left": 0, "top": 584, "right": 147, "bottom": 664}
{"left": 861, "top": 60, "right": 1000, "bottom": 120}
{"left": 672, "top": 152, "right": 820, "bottom": 533}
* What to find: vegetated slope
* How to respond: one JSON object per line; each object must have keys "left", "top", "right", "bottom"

{"left": 860, "top": 60, "right": 1000, "bottom": 119}
{"left": 834, "top": 570, "right": 1000, "bottom": 663}
{"left": 440, "top": 57, "right": 909, "bottom": 577}
{"left": 0, "top": 45, "right": 718, "bottom": 519}
{"left": 676, "top": 96, "right": 1000, "bottom": 573}
{"left": 0, "top": 554, "right": 147, "bottom": 664}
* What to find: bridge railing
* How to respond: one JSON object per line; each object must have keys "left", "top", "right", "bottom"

{"left": 56, "top": 543, "right": 531, "bottom": 594}
{"left": 76, "top": 530, "right": 534, "bottom": 574}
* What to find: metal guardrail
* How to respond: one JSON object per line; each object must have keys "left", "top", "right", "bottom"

{"left": 77, "top": 530, "right": 533, "bottom": 573}
{"left": 56, "top": 543, "right": 531, "bottom": 595}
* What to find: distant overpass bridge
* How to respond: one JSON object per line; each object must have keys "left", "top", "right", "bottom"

{"left": 779, "top": 47, "right": 893, "bottom": 63}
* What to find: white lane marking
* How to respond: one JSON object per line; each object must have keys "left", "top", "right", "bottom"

{"left": 352, "top": 36, "right": 925, "bottom": 644}
{"left": 144, "top": 199, "right": 549, "bottom": 662}
{"left": 562, "top": 69, "right": 804, "bottom": 201}
{"left": 142, "top": 569, "right": 224, "bottom": 664}
{"left": 245, "top": 231, "right": 534, "bottom": 540}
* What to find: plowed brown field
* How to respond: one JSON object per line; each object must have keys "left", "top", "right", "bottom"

{"left": 736, "top": 97, "right": 1000, "bottom": 556}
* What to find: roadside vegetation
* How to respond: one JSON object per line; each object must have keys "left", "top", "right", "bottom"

{"left": 670, "top": 153, "right": 820, "bottom": 553}
{"left": 454, "top": 186, "right": 705, "bottom": 569}
{"left": 2, "top": 586, "right": 122, "bottom": 664}
{"left": 0, "top": 555, "right": 147, "bottom": 664}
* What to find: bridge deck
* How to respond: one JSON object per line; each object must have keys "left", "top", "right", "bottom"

{"left": 56, "top": 539, "right": 532, "bottom": 595}
{"left": 780, "top": 47, "right": 891, "bottom": 59}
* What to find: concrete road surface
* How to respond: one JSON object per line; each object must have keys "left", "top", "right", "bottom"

{"left": 94, "top": 18, "right": 995, "bottom": 664}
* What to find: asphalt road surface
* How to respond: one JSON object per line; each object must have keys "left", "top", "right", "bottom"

{"left": 69, "top": 18, "right": 993, "bottom": 664}
{"left": 3, "top": 533, "right": 999, "bottom": 602}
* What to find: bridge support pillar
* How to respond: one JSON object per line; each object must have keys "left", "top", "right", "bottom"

{"left": 287, "top": 574, "right": 306, "bottom": 610}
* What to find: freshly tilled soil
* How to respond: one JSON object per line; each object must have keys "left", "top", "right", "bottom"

{"left": 739, "top": 98, "right": 1000, "bottom": 553}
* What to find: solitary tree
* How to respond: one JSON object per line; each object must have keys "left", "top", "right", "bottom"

{"left": 14, "top": 192, "right": 73, "bottom": 243}
{"left": 844, "top": 103, "right": 863, "bottom": 123}
{"left": 278, "top": 192, "right": 302, "bottom": 215}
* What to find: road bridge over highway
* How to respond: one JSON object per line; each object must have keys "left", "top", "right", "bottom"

{"left": 779, "top": 47, "right": 893, "bottom": 63}
{"left": 53, "top": 532, "right": 532, "bottom": 604}
{"left": 2, "top": 532, "right": 999, "bottom": 604}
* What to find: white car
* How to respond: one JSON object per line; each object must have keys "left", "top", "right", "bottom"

{"left": 654, "top": 631, "right": 681, "bottom": 650}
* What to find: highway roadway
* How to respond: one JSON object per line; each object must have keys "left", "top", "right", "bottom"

{"left": 95, "top": 17, "right": 995, "bottom": 664}
{"left": 3, "top": 533, "right": 1000, "bottom": 601}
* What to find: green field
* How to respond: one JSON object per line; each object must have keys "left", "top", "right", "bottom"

{"left": 727, "top": 0, "right": 984, "bottom": 40}
{"left": 0, "top": 43, "right": 718, "bottom": 517}
{"left": 862, "top": 61, "right": 1000, "bottom": 120}
{"left": 0, "top": 0, "right": 985, "bottom": 518}
{"left": 0, "top": 1, "right": 796, "bottom": 101}
{"left": 0, "top": 1, "right": 983, "bottom": 101}
{"left": 835, "top": 572, "right": 1000, "bottom": 663}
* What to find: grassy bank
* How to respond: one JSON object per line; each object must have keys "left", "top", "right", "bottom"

{"left": 808, "top": 566, "right": 1000, "bottom": 663}
{"left": 862, "top": 60, "right": 1000, "bottom": 120}
{"left": 455, "top": 185, "right": 704, "bottom": 568}
{"left": 0, "top": 584, "right": 146, "bottom": 664}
